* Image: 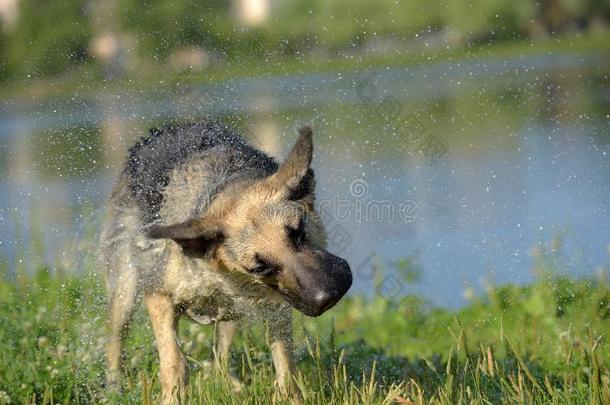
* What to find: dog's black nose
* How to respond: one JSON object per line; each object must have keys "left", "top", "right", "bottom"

{"left": 280, "top": 249, "right": 353, "bottom": 317}
{"left": 311, "top": 290, "right": 339, "bottom": 314}
{"left": 308, "top": 256, "right": 352, "bottom": 315}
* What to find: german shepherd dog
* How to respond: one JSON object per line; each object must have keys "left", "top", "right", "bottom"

{"left": 100, "top": 120, "right": 352, "bottom": 402}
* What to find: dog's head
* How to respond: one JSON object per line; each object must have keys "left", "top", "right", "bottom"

{"left": 147, "top": 127, "right": 352, "bottom": 316}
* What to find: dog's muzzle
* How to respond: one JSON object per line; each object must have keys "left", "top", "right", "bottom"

{"left": 279, "top": 251, "right": 352, "bottom": 317}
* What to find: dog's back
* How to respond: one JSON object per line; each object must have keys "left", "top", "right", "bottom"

{"left": 124, "top": 120, "right": 278, "bottom": 224}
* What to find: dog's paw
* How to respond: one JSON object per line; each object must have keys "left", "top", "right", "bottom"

{"left": 105, "top": 371, "right": 121, "bottom": 391}
{"left": 273, "top": 380, "right": 303, "bottom": 405}
{"left": 228, "top": 374, "right": 244, "bottom": 392}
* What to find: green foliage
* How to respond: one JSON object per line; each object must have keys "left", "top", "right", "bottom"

{"left": 442, "top": 0, "right": 536, "bottom": 41}
{"left": 0, "top": 31, "right": 11, "bottom": 80}
{"left": 6, "top": 0, "right": 91, "bottom": 78}
{"left": 1, "top": 0, "right": 608, "bottom": 83}
{"left": 117, "top": 0, "right": 227, "bottom": 60}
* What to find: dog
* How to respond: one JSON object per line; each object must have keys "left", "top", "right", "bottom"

{"left": 100, "top": 120, "right": 352, "bottom": 402}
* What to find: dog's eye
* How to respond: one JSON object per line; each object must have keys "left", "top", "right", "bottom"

{"left": 286, "top": 218, "right": 305, "bottom": 247}
{"left": 250, "top": 255, "right": 278, "bottom": 277}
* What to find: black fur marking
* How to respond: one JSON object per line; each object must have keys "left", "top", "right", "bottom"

{"left": 124, "top": 120, "right": 278, "bottom": 223}
{"left": 175, "top": 234, "right": 224, "bottom": 258}
{"left": 287, "top": 168, "right": 314, "bottom": 201}
{"left": 286, "top": 217, "right": 305, "bottom": 250}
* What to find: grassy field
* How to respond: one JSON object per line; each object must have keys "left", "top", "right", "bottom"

{"left": 0, "top": 239, "right": 609, "bottom": 404}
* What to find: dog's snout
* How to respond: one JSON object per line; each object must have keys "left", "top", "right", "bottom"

{"left": 305, "top": 255, "right": 352, "bottom": 316}
{"left": 273, "top": 249, "right": 353, "bottom": 317}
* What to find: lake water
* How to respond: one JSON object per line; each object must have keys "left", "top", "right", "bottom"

{"left": 1, "top": 51, "right": 609, "bottom": 307}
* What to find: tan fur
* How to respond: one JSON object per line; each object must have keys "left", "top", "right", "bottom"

{"left": 145, "top": 294, "right": 187, "bottom": 402}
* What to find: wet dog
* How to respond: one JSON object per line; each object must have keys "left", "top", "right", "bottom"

{"left": 100, "top": 120, "right": 352, "bottom": 401}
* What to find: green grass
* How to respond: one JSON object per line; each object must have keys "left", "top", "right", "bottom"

{"left": 0, "top": 238, "right": 609, "bottom": 404}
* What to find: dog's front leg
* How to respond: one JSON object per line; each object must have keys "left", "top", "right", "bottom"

{"left": 268, "top": 308, "right": 301, "bottom": 402}
{"left": 145, "top": 294, "right": 187, "bottom": 403}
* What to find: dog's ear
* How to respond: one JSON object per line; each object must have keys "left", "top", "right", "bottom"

{"left": 146, "top": 216, "right": 223, "bottom": 255}
{"left": 266, "top": 126, "right": 315, "bottom": 202}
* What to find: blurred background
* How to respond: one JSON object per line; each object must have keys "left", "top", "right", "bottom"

{"left": 0, "top": 0, "right": 609, "bottom": 307}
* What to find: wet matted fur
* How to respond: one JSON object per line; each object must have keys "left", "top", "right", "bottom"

{"left": 100, "top": 120, "right": 352, "bottom": 402}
